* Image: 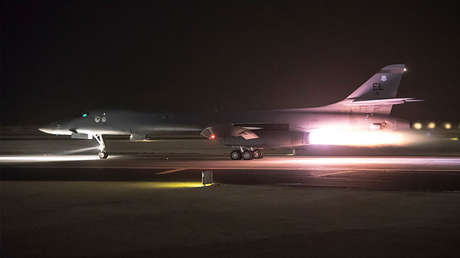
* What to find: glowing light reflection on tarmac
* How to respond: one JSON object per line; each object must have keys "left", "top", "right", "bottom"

{"left": 137, "top": 182, "right": 205, "bottom": 188}
{"left": 0, "top": 155, "right": 103, "bottom": 162}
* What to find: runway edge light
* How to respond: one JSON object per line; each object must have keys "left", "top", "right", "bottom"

{"left": 413, "top": 122, "right": 422, "bottom": 130}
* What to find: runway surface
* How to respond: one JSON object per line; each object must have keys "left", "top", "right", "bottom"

{"left": 3, "top": 153, "right": 460, "bottom": 257}
{"left": 3, "top": 155, "right": 460, "bottom": 191}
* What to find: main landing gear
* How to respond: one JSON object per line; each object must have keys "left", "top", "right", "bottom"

{"left": 93, "top": 134, "right": 109, "bottom": 159}
{"left": 230, "top": 148, "right": 264, "bottom": 160}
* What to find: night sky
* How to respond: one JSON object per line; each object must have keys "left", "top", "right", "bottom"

{"left": 3, "top": 2, "right": 460, "bottom": 125}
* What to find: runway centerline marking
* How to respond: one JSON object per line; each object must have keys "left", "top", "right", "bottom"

{"left": 156, "top": 168, "right": 189, "bottom": 175}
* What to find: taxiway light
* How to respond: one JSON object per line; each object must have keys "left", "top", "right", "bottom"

{"left": 428, "top": 122, "right": 436, "bottom": 129}
{"left": 413, "top": 122, "right": 422, "bottom": 130}
{"left": 202, "top": 170, "right": 213, "bottom": 186}
{"left": 444, "top": 123, "right": 452, "bottom": 130}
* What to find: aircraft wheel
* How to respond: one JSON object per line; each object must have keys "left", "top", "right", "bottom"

{"left": 242, "top": 150, "right": 254, "bottom": 160}
{"left": 98, "top": 151, "right": 109, "bottom": 159}
{"left": 230, "top": 150, "right": 242, "bottom": 160}
{"left": 253, "top": 150, "right": 261, "bottom": 159}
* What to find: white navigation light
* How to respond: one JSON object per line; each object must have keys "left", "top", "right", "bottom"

{"left": 403, "top": 67, "right": 407, "bottom": 72}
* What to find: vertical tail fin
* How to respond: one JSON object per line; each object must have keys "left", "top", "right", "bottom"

{"left": 346, "top": 64, "right": 406, "bottom": 100}
{"left": 303, "top": 64, "right": 413, "bottom": 115}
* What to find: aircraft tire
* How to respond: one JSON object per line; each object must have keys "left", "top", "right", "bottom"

{"left": 98, "top": 151, "right": 109, "bottom": 159}
{"left": 242, "top": 150, "right": 254, "bottom": 160}
{"left": 230, "top": 150, "right": 242, "bottom": 160}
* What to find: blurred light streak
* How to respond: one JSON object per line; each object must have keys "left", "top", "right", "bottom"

{"left": 59, "top": 146, "right": 99, "bottom": 155}
{"left": 270, "top": 157, "right": 460, "bottom": 166}
{"left": 0, "top": 155, "right": 102, "bottom": 162}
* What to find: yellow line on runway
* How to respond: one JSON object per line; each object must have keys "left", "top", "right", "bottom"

{"left": 156, "top": 168, "right": 189, "bottom": 175}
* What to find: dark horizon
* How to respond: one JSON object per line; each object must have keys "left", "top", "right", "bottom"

{"left": 3, "top": 2, "right": 460, "bottom": 125}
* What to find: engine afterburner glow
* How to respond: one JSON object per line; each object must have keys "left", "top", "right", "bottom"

{"left": 309, "top": 129, "right": 406, "bottom": 146}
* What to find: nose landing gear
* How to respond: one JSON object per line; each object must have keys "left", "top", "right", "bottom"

{"left": 93, "top": 134, "right": 109, "bottom": 159}
{"left": 98, "top": 151, "right": 109, "bottom": 159}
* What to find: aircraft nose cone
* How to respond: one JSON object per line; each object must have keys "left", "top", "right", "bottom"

{"left": 38, "top": 127, "right": 52, "bottom": 134}
{"left": 38, "top": 124, "right": 59, "bottom": 134}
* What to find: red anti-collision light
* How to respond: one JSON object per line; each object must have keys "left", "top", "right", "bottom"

{"left": 210, "top": 134, "right": 216, "bottom": 140}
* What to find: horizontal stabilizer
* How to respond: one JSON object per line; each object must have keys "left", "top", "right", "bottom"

{"left": 346, "top": 98, "right": 423, "bottom": 106}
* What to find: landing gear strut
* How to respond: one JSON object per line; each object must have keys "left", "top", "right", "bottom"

{"left": 229, "top": 147, "right": 263, "bottom": 160}
{"left": 93, "top": 134, "right": 108, "bottom": 159}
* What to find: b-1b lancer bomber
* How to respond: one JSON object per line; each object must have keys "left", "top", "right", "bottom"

{"left": 39, "top": 64, "right": 420, "bottom": 160}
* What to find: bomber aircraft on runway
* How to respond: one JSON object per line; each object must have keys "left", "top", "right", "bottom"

{"left": 39, "top": 64, "right": 420, "bottom": 160}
